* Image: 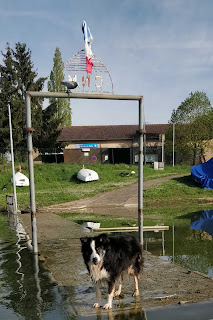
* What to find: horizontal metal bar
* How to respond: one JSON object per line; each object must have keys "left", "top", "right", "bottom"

{"left": 92, "top": 226, "right": 169, "bottom": 233}
{"left": 26, "top": 91, "right": 142, "bottom": 101}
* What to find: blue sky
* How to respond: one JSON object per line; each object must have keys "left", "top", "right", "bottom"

{"left": 1, "top": 0, "right": 213, "bottom": 126}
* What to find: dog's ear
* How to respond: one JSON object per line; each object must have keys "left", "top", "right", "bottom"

{"left": 98, "top": 233, "right": 109, "bottom": 244}
{"left": 80, "top": 237, "right": 88, "bottom": 244}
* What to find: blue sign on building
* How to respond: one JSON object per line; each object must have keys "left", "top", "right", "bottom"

{"left": 75, "top": 143, "right": 98, "bottom": 149}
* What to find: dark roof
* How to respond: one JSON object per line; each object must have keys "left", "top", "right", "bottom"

{"left": 58, "top": 124, "right": 169, "bottom": 142}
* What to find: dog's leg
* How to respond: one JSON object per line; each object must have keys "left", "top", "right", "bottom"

{"left": 103, "top": 281, "right": 115, "bottom": 309}
{"left": 93, "top": 280, "right": 101, "bottom": 308}
{"left": 114, "top": 276, "right": 122, "bottom": 297}
{"left": 114, "top": 283, "right": 122, "bottom": 297}
{"left": 132, "top": 275, "right": 139, "bottom": 297}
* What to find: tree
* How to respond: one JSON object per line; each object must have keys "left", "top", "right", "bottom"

{"left": 0, "top": 43, "right": 47, "bottom": 161}
{"left": 166, "top": 91, "right": 213, "bottom": 165}
{"left": 170, "top": 91, "right": 212, "bottom": 124}
{"left": 37, "top": 103, "right": 64, "bottom": 154}
{"left": 12, "top": 43, "right": 47, "bottom": 154}
{"left": 47, "top": 47, "right": 71, "bottom": 126}
{"left": 0, "top": 44, "right": 15, "bottom": 155}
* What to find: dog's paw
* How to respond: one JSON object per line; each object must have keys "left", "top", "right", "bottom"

{"left": 93, "top": 303, "right": 100, "bottom": 308}
{"left": 132, "top": 289, "right": 139, "bottom": 297}
{"left": 103, "top": 303, "right": 112, "bottom": 309}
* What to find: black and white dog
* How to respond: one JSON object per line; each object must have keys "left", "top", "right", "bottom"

{"left": 80, "top": 233, "right": 143, "bottom": 309}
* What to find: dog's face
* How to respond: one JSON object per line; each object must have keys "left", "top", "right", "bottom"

{"left": 80, "top": 233, "right": 109, "bottom": 267}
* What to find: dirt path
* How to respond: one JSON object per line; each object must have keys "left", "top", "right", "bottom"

{"left": 40, "top": 174, "right": 188, "bottom": 217}
{"left": 18, "top": 173, "right": 213, "bottom": 314}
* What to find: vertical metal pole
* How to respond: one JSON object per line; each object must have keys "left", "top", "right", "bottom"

{"left": 144, "top": 133, "right": 146, "bottom": 164}
{"left": 138, "top": 97, "right": 144, "bottom": 245}
{"left": 172, "top": 224, "right": 175, "bottom": 263}
{"left": 173, "top": 123, "right": 175, "bottom": 167}
{"left": 162, "top": 231, "right": 165, "bottom": 256}
{"left": 162, "top": 134, "right": 164, "bottom": 163}
{"left": 25, "top": 93, "right": 38, "bottom": 254}
{"left": 8, "top": 103, "right": 17, "bottom": 214}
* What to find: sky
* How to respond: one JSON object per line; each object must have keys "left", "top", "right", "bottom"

{"left": 1, "top": 0, "right": 213, "bottom": 126}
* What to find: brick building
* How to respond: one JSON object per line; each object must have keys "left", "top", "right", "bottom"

{"left": 57, "top": 124, "right": 169, "bottom": 164}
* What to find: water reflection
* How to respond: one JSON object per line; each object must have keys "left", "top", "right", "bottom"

{"left": 94, "top": 305, "right": 147, "bottom": 320}
{"left": 144, "top": 209, "right": 213, "bottom": 277}
{"left": 144, "top": 230, "right": 166, "bottom": 257}
{"left": 0, "top": 239, "right": 55, "bottom": 319}
{"left": 0, "top": 214, "right": 75, "bottom": 320}
{"left": 190, "top": 209, "right": 213, "bottom": 237}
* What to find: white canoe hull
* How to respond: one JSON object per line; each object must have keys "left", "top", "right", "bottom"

{"left": 12, "top": 172, "right": 29, "bottom": 187}
{"left": 82, "top": 221, "right": 101, "bottom": 229}
{"left": 77, "top": 168, "right": 99, "bottom": 182}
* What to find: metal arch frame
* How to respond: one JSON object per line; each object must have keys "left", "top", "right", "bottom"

{"left": 25, "top": 91, "right": 144, "bottom": 254}
{"left": 64, "top": 49, "right": 114, "bottom": 94}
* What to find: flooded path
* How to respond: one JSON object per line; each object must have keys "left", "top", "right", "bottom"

{"left": 2, "top": 173, "right": 213, "bottom": 319}
{"left": 1, "top": 205, "right": 213, "bottom": 319}
{"left": 1, "top": 211, "right": 213, "bottom": 319}
{"left": 19, "top": 208, "right": 213, "bottom": 307}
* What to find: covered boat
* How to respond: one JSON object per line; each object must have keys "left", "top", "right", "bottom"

{"left": 12, "top": 172, "right": 29, "bottom": 187}
{"left": 191, "top": 157, "right": 213, "bottom": 189}
{"left": 77, "top": 168, "right": 99, "bottom": 182}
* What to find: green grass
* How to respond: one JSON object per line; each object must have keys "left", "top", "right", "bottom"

{"left": 57, "top": 212, "right": 138, "bottom": 228}
{"left": 143, "top": 164, "right": 190, "bottom": 181}
{"left": 1, "top": 161, "right": 212, "bottom": 229}
{"left": 144, "top": 175, "right": 213, "bottom": 212}
{"left": 56, "top": 210, "right": 196, "bottom": 229}
{"left": 57, "top": 208, "right": 208, "bottom": 230}
{"left": 0, "top": 162, "right": 191, "bottom": 212}
{"left": 0, "top": 163, "right": 139, "bottom": 210}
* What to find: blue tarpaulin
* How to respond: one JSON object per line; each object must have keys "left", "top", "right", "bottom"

{"left": 191, "top": 157, "right": 213, "bottom": 189}
{"left": 190, "top": 210, "right": 213, "bottom": 236}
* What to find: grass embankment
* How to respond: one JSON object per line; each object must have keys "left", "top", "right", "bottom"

{"left": 1, "top": 162, "right": 213, "bottom": 226}
{"left": 0, "top": 162, "right": 189, "bottom": 211}
{"left": 144, "top": 174, "right": 213, "bottom": 213}
{"left": 0, "top": 163, "right": 136, "bottom": 210}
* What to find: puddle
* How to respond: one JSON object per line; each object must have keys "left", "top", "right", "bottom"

{"left": 144, "top": 209, "right": 213, "bottom": 278}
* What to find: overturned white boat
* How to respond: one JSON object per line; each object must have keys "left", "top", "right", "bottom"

{"left": 81, "top": 221, "right": 101, "bottom": 230}
{"left": 77, "top": 168, "right": 99, "bottom": 182}
{"left": 12, "top": 172, "right": 29, "bottom": 187}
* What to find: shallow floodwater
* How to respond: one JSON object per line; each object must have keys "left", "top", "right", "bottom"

{"left": 1, "top": 210, "right": 213, "bottom": 320}
{"left": 144, "top": 209, "right": 213, "bottom": 277}
{"left": 0, "top": 217, "right": 72, "bottom": 320}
